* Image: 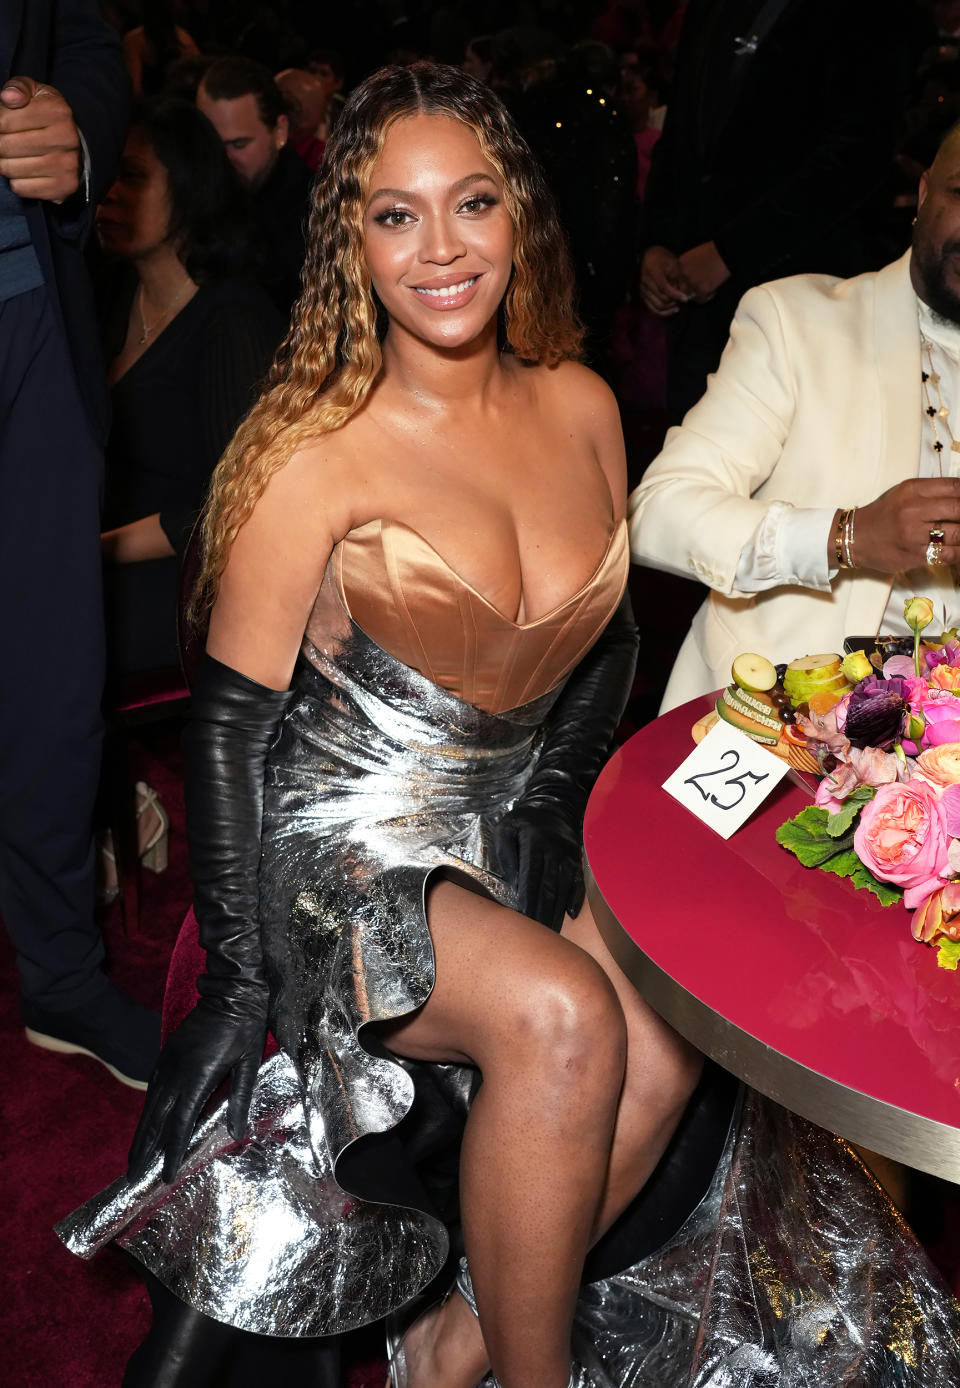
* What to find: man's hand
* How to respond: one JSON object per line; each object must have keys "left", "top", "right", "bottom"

{"left": 640, "top": 245, "right": 693, "bottom": 316}
{"left": 677, "top": 240, "right": 731, "bottom": 303}
{"left": 848, "top": 478, "right": 960, "bottom": 573}
{"left": 0, "top": 78, "right": 82, "bottom": 204}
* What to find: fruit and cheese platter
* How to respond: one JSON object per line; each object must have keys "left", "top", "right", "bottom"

{"left": 696, "top": 597, "right": 960, "bottom": 973}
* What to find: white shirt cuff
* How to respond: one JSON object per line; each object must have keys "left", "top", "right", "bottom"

{"left": 734, "top": 501, "right": 836, "bottom": 593}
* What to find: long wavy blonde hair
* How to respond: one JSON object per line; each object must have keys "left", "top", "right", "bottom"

{"left": 192, "top": 62, "right": 584, "bottom": 617}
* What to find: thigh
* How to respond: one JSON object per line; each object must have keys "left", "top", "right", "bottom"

{"left": 377, "top": 875, "right": 621, "bottom": 1071}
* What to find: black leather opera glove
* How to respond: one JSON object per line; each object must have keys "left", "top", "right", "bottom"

{"left": 498, "top": 592, "right": 639, "bottom": 932}
{"left": 128, "top": 655, "right": 292, "bottom": 1184}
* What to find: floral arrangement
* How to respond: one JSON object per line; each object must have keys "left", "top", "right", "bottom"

{"left": 776, "top": 597, "right": 960, "bottom": 973}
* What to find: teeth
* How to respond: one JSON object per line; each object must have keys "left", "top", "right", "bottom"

{"left": 415, "top": 277, "right": 477, "bottom": 297}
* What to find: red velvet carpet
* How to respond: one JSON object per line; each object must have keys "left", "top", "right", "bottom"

{"left": 3, "top": 716, "right": 959, "bottom": 1386}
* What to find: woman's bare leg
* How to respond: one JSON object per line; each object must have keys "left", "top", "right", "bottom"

{"left": 379, "top": 879, "right": 700, "bottom": 1388}
{"left": 562, "top": 901, "right": 703, "bottom": 1234}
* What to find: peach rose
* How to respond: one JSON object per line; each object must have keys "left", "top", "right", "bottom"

{"left": 853, "top": 780, "right": 951, "bottom": 909}
{"left": 930, "top": 665, "right": 960, "bottom": 691}
{"left": 915, "top": 743, "right": 960, "bottom": 793}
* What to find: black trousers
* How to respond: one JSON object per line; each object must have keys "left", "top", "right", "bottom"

{"left": 0, "top": 285, "right": 106, "bottom": 1008}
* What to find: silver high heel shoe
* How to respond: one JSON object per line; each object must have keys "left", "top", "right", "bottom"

{"left": 455, "top": 1258, "right": 611, "bottom": 1388}
{"left": 384, "top": 1288, "right": 455, "bottom": 1388}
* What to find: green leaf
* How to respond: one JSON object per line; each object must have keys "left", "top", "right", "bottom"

{"left": 800, "top": 844, "right": 903, "bottom": 905}
{"left": 825, "top": 784, "right": 876, "bottom": 838}
{"left": 776, "top": 806, "right": 855, "bottom": 867}
{"left": 818, "top": 847, "right": 864, "bottom": 880}
{"left": 847, "top": 862, "right": 904, "bottom": 907}
{"left": 937, "top": 938, "right": 960, "bottom": 972}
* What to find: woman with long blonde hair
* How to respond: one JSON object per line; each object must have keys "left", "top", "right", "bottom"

{"left": 61, "top": 62, "right": 705, "bottom": 1387}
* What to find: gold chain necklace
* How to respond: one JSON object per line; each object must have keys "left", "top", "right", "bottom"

{"left": 137, "top": 281, "right": 194, "bottom": 345}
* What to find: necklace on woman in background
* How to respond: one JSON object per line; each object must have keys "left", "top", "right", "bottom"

{"left": 136, "top": 280, "right": 195, "bottom": 345}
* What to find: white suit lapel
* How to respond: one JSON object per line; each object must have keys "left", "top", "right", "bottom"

{"left": 873, "top": 249, "right": 921, "bottom": 493}
{"left": 839, "top": 250, "right": 920, "bottom": 642}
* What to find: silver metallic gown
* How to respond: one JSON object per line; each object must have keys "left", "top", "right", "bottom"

{"left": 58, "top": 570, "right": 960, "bottom": 1384}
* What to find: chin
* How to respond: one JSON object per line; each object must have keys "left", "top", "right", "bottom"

{"left": 918, "top": 248, "right": 960, "bottom": 326}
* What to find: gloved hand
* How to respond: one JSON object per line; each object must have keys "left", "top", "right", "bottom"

{"left": 498, "top": 593, "right": 638, "bottom": 932}
{"left": 128, "top": 654, "right": 292, "bottom": 1184}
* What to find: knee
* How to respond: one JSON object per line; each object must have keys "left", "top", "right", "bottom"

{"left": 625, "top": 1025, "right": 703, "bottom": 1123}
{"left": 508, "top": 954, "right": 627, "bottom": 1101}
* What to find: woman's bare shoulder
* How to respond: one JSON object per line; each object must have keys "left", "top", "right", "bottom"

{"left": 257, "top": 431, "right": 369, "bottom": 541}
{"left": 530, "top": 360, "right": 626, "bottom": 508}
{"left": 533, "top": 358, "right": 619, "bottom": 415}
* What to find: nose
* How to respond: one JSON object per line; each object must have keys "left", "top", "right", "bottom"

{"left": 419, "top": 211, "right": 466, "bottom": 266}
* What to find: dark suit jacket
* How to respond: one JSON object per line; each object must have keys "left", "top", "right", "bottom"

{"left": 3, "top": 0, "right": 129, "bottom": 442}
{"left": 644, "top": 0, "right": 916, "bottom": 287}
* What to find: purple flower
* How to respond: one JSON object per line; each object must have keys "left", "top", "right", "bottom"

{"left": 842, "top": 676, "right": 909, "bottom": 750}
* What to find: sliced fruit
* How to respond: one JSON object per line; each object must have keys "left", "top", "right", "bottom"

{"left": 782, "top": 653, "right": 848, "bottom": 708}
{"left": 723, "top": 685, "right": 780, "bottom": 724}
{"left": 807, "top": 688, "right": 845, "bottom": 716}
{"left": 732, "top": 652, "right": 778, "bottom": 694}
{"left": 715, "top": 694, "right": 780, "bottom": 745}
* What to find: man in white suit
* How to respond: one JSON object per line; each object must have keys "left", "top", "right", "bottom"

{"left": 630, "top": 126, "right": 960, "bottom": 713}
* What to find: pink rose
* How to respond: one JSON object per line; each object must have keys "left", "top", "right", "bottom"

{"left": 902, "top": 688, "right": 960, "bottom": 754}
{"left": 854, "top": 780, "right": 952, "bottom": 908}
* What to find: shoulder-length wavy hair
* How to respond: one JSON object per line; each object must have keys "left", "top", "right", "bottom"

{"left": 193, "top": 61, "right": 583, "bottom": 616}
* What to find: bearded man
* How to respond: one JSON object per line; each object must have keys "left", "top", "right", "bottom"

{"left": 629, "top": 123, "right": 960, "bottom": 713}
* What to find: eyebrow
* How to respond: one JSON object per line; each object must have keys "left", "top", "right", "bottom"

{"left": 366, "top": 172, "right": 498, "bottom": 203}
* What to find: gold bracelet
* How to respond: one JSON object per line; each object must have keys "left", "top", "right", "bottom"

{"left": 834, "top": 509, "right": 851, "bottom": 569}
{"left": 843, "top": 506, "right": 857, "bottom": 569}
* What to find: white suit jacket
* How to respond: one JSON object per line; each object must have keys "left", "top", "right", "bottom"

{"left": 629, "top": 250, "right": 921, "bottom": 711}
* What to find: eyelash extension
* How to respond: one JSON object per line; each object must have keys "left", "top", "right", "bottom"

{"left": 373, "top": 207, "right": 413, "bottom": 226}
{"left": 459, "top": 194, "right": 498, "bottom": 213}
{"left": 373, "top": 193, "right": 499, "bottom": 226}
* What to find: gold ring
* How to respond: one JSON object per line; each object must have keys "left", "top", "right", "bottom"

{"left": 930, "top": 527, "right": 946, "bottom": 544}
{"left": 927, "top": 539, "right": 945, "bottom": 566}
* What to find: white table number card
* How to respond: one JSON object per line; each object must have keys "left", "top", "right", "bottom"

{"left": 661, "top": 717, "right": 790, "bottom": 839}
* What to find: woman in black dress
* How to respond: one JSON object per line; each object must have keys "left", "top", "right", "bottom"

{"left": 97, "top": 99, "right": 284, "bottom": 678}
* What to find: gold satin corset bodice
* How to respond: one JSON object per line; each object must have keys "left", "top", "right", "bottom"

{"left": 318, "top": 516, "right": 629, "bottom": 714}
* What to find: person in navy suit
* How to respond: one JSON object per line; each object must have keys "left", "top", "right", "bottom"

{"left": 0, "top": 0, "right": 159, "bottom": 1085}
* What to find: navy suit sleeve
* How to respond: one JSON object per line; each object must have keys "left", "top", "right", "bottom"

{"left": 49, "top": 0, "right": 129, "bottom": 238}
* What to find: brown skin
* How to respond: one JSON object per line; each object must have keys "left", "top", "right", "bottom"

{"left": 0, "top": 78, "right": 81, "bottom": 203}
{"left": 207, "top": 113, "right": 700, "bottom": 1388}
{"left": 835, "top": 133, "right": 960, "bottom": 574}
{"left": 639, "top": 239, "right": 731, "bottom": 315}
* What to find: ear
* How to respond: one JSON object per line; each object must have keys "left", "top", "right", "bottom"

{"left": 275, "top": 112, "right": 289, "bottom": 149}
{"left": 917, "top": 169, "right": 930, "bottom": 213}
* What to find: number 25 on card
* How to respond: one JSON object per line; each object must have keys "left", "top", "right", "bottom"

{"left": 661, "top": 719, "right": 789, "bottom": 839}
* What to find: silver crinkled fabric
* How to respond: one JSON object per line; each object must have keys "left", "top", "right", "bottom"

{"left": 58, "top": 573, "right": 556, "bottom": 1335}
{"left": 57, "top": 574, "right": 960, "bottom": 1379}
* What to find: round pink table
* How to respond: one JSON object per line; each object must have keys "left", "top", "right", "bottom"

{"left": 584, "top": 695, "right": 960, "bottom": 1182}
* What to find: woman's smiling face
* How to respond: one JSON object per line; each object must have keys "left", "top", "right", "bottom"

{"left": 363, "top": 112, "right": 515, "bottom": 351}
